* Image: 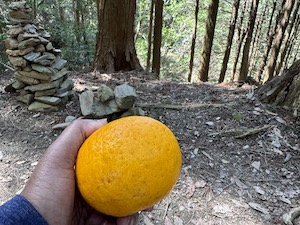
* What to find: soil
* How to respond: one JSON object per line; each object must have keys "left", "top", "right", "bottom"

{"left": 0, "top": 70, "right": 299, "bottom": 225}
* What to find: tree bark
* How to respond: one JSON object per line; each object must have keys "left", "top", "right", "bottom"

{"left": 198, "top": 0, "right": 219, "bottom": 82}
{"left": 230, "top": 0, "right": 247, "bottom": 82}
{"left": 93, "top": 0, "right": 142, "bottom": 73}
{"left": 152, "top": 0, "right": 163, "bottom": 77}
{"left": 188, "top": 0, "right": 200, "bottom": 82}
{"left": 146, "top": 0, "right": 154, "bottom": 73}
{"left": 264, "top": 0, "right": 295, "bottom": 82}
{"left": 275, "top": 2, "right": 300, "bottom": 76}
{"left": 218, "top": 0, "right": 240, "bottom": 83}
{"left": 238, "top": 0, "right": 260, "bottom": 81}
{"left": 257, "top": 0, "right": 284, "bottom": 82}
{"left": 257, "top": 60, "right": 300, "bottom": 110}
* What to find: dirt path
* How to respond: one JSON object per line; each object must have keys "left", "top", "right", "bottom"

{"left": 0, "top": 71, "right": 299, "bottom": 224}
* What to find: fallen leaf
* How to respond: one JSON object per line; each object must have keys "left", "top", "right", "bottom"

{"left": 279, "top": 196, "right": 291, "bottom": 204}
{"left": 213, "top": 204, "right": 232, "bottom": 214}
{"left": 195, "top": 180, "right": 207, "bottom": 188}
{"left": 251, "top": 161, "right": 261, "bottom": 170}
{"left": 202, "top": 151, "right": 213, "bottom": 160}
{"left": 253, "top": 186, "right": 265, "bottom": 195}
{"left": 205, "top": 121, "right": 214, "bottom": 126}
{"left": 248, "top": 202, "right": 269, "bottom": 214}
{"left": 275, "top": 116, "right": 287, "bottom": 125}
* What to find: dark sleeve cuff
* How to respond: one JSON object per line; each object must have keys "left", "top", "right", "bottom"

{"left": 0, "top": 195, "right": 48, "bottom": 225}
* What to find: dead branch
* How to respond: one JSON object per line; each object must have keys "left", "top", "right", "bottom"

{"left": 234, "top": 125, "right": 273, "bottom": 138}
{"left": 282, "top": 206, "right": 300, "bottom": 225}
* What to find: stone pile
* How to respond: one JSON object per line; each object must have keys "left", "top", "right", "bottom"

{"left": 4, "top": 1, "right": 73, "bottom": 111}
{"left": 79, "top": 83, "right": 144, "bottom": 121}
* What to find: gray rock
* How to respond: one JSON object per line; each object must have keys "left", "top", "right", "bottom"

{"left": 8, "top": 56, "right": 28, "bottom": 67}
{"left": 34, "top": 88, "right": 57, "bottom": 97}
{"left": 57, "top": 79, "right": 73, "bottom": 94}
{"left": 46, "top": 42, "right": 53, "bottom": 51}
{"left": 6, "top": 46, "right": 34, "bottom": 57}
{"left": 65, "top": 116, "right": 77, "bottom": 123}
{"left": 18, "top": 70, "right": 51, "bottom": 81}
{"left": 18, "top": 38, "right": 40, "bottom": 49}
{"left": 96, "top": 84, "right": 114, "bottom": 102}
{"left": 23, "top": 52, "right": 41, "bottom": 61}
{"left": 23, "top": 24, "right": 37, "bottom": 34}
{"left": 114, "top": 83, "right": 137, "bottom": 109}
{"left": 24, "top": 80, "right": 61, "bottom": 92}
{"left": 16, "top": 94, "right": 34, "bottom": 105}
{"left": 12, "top": 80, "right": 25, "bottom": 89}
{"left": 33, "top": 52, "right": 56, "bottom": 65}
{"left": 35, "top": 44, "right": 46, "bottom": 52}
{"left": 7, "top": 26, "right": 23, "bottom": 38}
{"left": 5, "top": 37, "right": 18, "bottom": 50}
{"left": 55, "top": 90, "right": 74, "bottom": 98}
{"left": 28, "top": 101, "right": 59, "bottom": 112}
{"left": 51, "top": 68, "right": 69, "bottom": 81}
{"left": 79, "top": 90, "right": 94, "bottom": 116}
{"left": 51, "top": 58, "right": 67, "bottom": 70}
{"left": 35, "top": 96, "right": 61, "bottom": 105}
{"left": 15, "top": 72, "right": 40, "bottom": 85}
{"left": 38, "top": 36, "right": 50, "bottom": 44}
{"left": 31, "top": 64, "right": 54, "bottom": 75}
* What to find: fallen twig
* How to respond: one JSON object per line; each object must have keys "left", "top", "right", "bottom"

{"left": 282, "top": 206, "right": 300, "bottom": 225}
{"left": 234, "top": 125, "right": 273, "bottom": 138}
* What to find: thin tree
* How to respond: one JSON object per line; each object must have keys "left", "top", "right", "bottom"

{"left": 152, "top": 0, "right": 163, "bottom": 77}
{"left": 230, "top": 0, "right": 247, "bottom": 81}
{"left": 94, "top": 0, "right": 142, "bottom": 73}
{"left": 218, "top": 0, "right": 240, "bottom": 83}
{"left": 275, "top": 2, "right": 300, "bottom": 76}
{"left": 188, "top": 0, "right": 200, "bottom": 82}
{"left": 264, "top": 0, "right": 295, "bottom": 82}
{"left": 284, "top": 23, "right": 299, "bottom": 69}
{"left": 238, "top": 0, "right": 260, "bottom": 81}
{"left": 257, "top": 0, "right": 284, "bottom": 82}
{"left": 146, "top": 0, "right": 155, "bottom": 72}
{"left": 198, "top": 0, "right": 219, "bottom": 82}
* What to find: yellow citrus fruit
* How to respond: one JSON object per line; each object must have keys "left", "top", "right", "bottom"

{"left": 75, "top": 116, "right": 182, "bottom": 217}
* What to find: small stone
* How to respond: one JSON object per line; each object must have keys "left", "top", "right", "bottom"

{"left": 65, "top": 116, "right": 77, "bottom": 123}
{"left": 34, "top": 88, "right": 57, "bottom": 97}
{"left": 51, "top": 68, "right": 69, "bottom": 81}
{"left": 24, "top": 80, "right": 61, "bottom": 92}
{"left": 6, "top": 46, "right": 34, "bottom": 57}
{"left": 46, "top": 42, "right": 53, "bottom": 51}
{"left": 51, "top": 58, "right": 67, "bottom": 70}
{"left": 79, "top": 90, "right": 94, "bottom": 116}
{"left": 96, "top": 84, "right": 114, "bottom": 102}
{"left": 5, "top": 37, "right": 18, "bottom": 49}
{"left": 205, "top": 121, "right": 214, "bottom": 126}
{"left": 114, "top": 83, "right": 137, "bottom": 109}
{"left": 18, "top": 38, "right": 40, "bottom": 50}
{"left": 23, "top": 52, "right": 41, "bottom": 61}
{"left": 15, "top": 73, "right": 40, "bottom": 85}
{"left": 31, "top": 64, "right": 54, "bottom": 75}
{"left": 35, "top": 44, "right": 46, "bottom": 52}
{"left": 12, "top": 80, "right": 25, "bottom": 90}
{"left": 7, "top": 26, "right": 23, "bottom": 38}
{"left": 16, "top": 94, "right": 34, "bottom": 105}
{"left": 28, "top": 101, "right": 59, "bottom": 112}
{"left": 18, "top": 70, "right": 51, "bottom": 81}
{"left": 8, "top": 56, "right": 28, "bottom": 67}
{"left": 57, "top": 79, "right": 73, "bottom": 93}
{"left": 35, "top": 96, "right": 61, "bottom": 106}
{"left": 23, "top": 24, "right": 37, "bottom": 34}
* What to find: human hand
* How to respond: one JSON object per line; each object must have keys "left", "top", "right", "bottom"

{"left": 21, "top": 119, "right": 139, "bottom": 225}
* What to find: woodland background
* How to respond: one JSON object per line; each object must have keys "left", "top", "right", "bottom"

{"left": 0, "top": 0, "right": 299, "bottom": 83}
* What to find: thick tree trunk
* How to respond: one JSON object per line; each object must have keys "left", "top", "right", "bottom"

{"left": 238, "top": 0, "right": 260, "bottom": 81}
{"left": 94, "top": 0, "right": 142, "bottom": 73}
{"left": 257, "top": 60, "right": 300, "bottom": 110}
{"left": 257, "top": 0, "right": 283, "bottom": 82}
{"left": 275, "top": 2, "right": 300, "bottom": 76}
{"left": 218, "top": 0, "right": 240, "bottom": 83}
{"left": 188, "top": 0, "right": 200, "bottom": 82}
{"left": 152, "top": 0, "right": 163, "bottom": 77}
{"left": 264, "top": 0, "right": 295, "bottom": 82}
{"left": 146, "top": 0, "right": 154, "bottom": 73}
{"left": 198, "top": 0, "right": 219, "bottom": 82}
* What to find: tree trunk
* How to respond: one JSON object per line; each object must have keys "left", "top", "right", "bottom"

{"left": 230, "top": 0, "right": 247, "bottom": 82}
{"left": 264, "top": 0, "right": 295, "bottom": 82}
{"left": 257, "top": 0, "right": 284, "bottom": 82}
{"left": 146, "top": 0, "right": 154, "bottom": 73}
{"left": 94, "top": 0, "right": 142, "bottom": 73}
{"left": 152, "top": 0, "right": 163, "bottom": 77}
{"left": 238, "top": 0, "right": 260, "bottom": 81}
{"left": 198, "top": 0, "right": 219, "bottom": 82}
{"left": 188, "top": 0, "right": 200, "bottom": 82}
{"left": 218, "top": 0, "right": 240, "bottom": 83}
{"left": 275, "top": 2, "right": 300, "bottom": 76}
{"left": 257, "top": 60, "right": 300, "bottom": 110}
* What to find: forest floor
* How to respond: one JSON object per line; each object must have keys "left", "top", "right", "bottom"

{"left": 0, "top": 70, "right": 299, "bottom": 225}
